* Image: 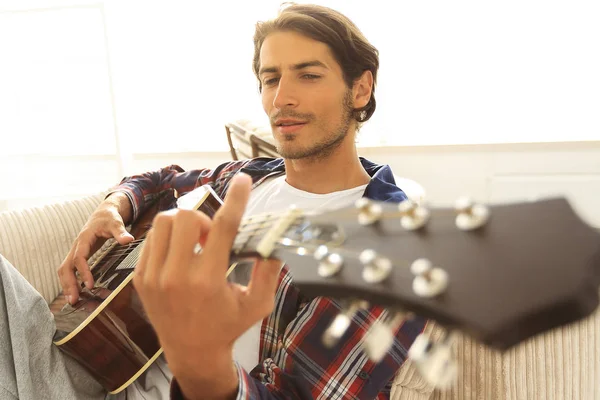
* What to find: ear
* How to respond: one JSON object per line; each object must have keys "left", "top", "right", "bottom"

{"left": 352, "top": 70, "right": 374, "bottom": 109}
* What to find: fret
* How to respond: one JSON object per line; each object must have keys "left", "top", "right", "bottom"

{"left": 114, "top": 242, "right": 145, "bottom": 271}
{"left": 233, "top": 213, "right": 275, "bottom": 254}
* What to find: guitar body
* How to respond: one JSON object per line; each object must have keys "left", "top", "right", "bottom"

{"left": 50, "top": 187, "right": 223, "bottom": 394}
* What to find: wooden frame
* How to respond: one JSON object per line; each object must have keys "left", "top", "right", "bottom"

{"left": 225, "top": 122, "right": 279, "bottom": 160}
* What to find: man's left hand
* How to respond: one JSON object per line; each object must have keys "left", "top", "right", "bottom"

{"left": 133, "top": 173, "right": 281, "bottom": 399}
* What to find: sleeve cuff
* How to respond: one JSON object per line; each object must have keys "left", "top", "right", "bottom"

{"left": 105, "top": 188, "right": 139, "bottom": 222}
{"left": 169, "top": 362, "right": 246, "bottom": 400}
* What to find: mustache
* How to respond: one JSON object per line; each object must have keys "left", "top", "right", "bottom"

{"left": 270, "top": 111, "right": 314, "bottom": 124}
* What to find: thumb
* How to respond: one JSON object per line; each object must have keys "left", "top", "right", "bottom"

{"left": 113, "top": 225, "right": 135, "bottom": 245}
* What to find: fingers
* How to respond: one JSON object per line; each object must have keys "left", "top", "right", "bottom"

{"left": 164, "top": 211, "right": 212, "bottom": 278}
{"left": 73, "top": 235, "right": 95, "bottom": 290}
{"left": 203, "top": 173, "right": 252, "bottom": 276}
{"left": 141, "top": 212, "right": 174, "bottom": 287}
{"left": 133, "top": 231, "right": 152, "bottom": 292}
{"left": 137, "top": 209, "right": 213, "bottom": 289}
{"left": 57, "top": 249, "right": 79, "bottom": 304}
{"left": 58, "top": 233, "right": 96, "bottom": 304}
{"left": 57, "top": 209, "right": 134, "bottom": 305}
{"left": 245, "top": 259, "right": 282, "bottom": 318}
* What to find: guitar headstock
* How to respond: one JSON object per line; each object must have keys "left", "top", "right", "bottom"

{"left": 233, "top": 196, "right": 600, "bottom": 387}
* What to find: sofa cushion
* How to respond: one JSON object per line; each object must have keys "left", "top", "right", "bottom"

{"left": 0, "top": 192, "right": 106, "bottom": 303}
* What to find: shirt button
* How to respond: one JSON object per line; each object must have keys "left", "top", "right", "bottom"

{"left": 358, "top": 371, "right": 369, "bottom": 380}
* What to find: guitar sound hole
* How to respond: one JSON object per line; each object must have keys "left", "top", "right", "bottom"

{"left": 102, "top": 270, "right": 133, "bottom": 291}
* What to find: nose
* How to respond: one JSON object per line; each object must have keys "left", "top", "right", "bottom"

{"left": 272, "top": 75, "right": 298, "bottom": 110}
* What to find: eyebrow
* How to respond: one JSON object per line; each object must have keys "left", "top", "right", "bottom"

{"left": 259, "top": 60, "right": 328, "bottom": 76}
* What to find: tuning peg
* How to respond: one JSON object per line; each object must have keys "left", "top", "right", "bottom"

{"left": 355, "top": 198, "right": 383, "bottom": 225}
{"left": 408, "top": 332, "right": 457, "bottom": 389}
{"left": 411, "top": 258, "right": 448, "bottom": 298}
{"left": 363, "top": 311, "right": 406, "bottom": 362}
{"left": 314, "top": 245, "right": 344, "bottom": 278}
{"left": 322, "top": 300, "right": 368, "bottom": 348}
{"left": 398, "top": 200, "right": 430, "bottom": 230}
{"left": 454, "top": 196, "right": 490, "bottom": 231}
{"left": 359, "top": 249, "right": 392, "bottom": 283}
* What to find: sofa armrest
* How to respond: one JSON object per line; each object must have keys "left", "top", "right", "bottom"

{"left": 393, "top": 306, "right": 600, "bottom": 400}
{"left": 427, "top": 305, "right": 600, "bottom": 400}
{"left": 0, "top": 192, "right": 106, "bottom": 303}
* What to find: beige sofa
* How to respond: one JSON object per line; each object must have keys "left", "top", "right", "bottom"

{"left": 0, "top": 192, "right": 598, "bottom": 399}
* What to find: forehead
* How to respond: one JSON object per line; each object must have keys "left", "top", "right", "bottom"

{"left": 259, "top": 31, "right": 339, "bottom": 72}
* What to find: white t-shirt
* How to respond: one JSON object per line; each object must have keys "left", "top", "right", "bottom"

{"left": 232, "top": 174, "right": 368, "bottom": 371}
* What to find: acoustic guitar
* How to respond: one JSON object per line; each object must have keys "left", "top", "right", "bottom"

{"left": 51, "top": 185, "right": 600, "bottom": 394}
{"left": 51, "top": 186, "right": 222, "bottom": 393}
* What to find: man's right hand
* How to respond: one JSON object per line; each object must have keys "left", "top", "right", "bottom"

{"left": 57, "top": 193, "right": 134, "bottom": 305}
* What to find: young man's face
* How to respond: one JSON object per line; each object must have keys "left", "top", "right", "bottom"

{"left": 259, "top": 31, "right": 355, "bottom": 160}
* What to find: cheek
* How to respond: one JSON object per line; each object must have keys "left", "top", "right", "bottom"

{"left": 317, "top": 94, "right": 344, "bottom": 119}
{"left": 261, "top": 92, "right": 272, "bottom": 113}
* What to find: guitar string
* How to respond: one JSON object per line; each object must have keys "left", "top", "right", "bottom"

{"left": 93, "top": 205, "right": 461, "bottom": 264}
{"left": 98, "top": 205, "right": 460, "bottom": 258}
{"left": 90, "top": 232, "right": 419, "bottom": 293}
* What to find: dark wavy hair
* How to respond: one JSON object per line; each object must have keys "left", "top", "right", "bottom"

{"left": 252, "top": 3, "right": 379, "bottom": 123}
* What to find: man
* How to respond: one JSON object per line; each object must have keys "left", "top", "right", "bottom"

{"left": 1, "top": 4, "right": 427, "bottom": 399}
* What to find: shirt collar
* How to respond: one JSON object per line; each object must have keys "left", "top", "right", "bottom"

{"left": 241, "top": 157, "right": 406, "bottom": 203}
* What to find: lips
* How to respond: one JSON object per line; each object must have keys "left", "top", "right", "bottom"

{"left": 275, "top": 118, "right": 305, "bottom": 126}
{"left": 274, "top": 119, "right": 307, "bottom": 134}
{"left": 276, "top": 122, "right": 306, "bottom": 134}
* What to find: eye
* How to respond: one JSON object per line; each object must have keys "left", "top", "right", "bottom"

{"left": 302, "top": 74, "right": 321, "bottom": 80}
{"left": 263, "top": 77, "right": 279, "bottom": 86}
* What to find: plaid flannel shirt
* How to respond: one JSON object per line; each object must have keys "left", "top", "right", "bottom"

{"left": 111, "top": 157, "right": 427, "bottom": 400}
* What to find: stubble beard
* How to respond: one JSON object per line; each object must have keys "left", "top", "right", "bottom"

{"left": 275, "top": 90, "right": 355, "bottom": 161}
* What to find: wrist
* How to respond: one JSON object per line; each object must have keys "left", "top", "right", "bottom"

{"left": 104, "top": 192, "right": 133, "bottom": 224}
{"left": 170, "top": 349, "right": 238, "bottom": 400}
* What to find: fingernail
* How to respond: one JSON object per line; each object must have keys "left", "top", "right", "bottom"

{"left": 66, "top": 295, "right": 72, "bottom": 304}
{"left": 86, "top": 280, "right": 93, "bottom": 289}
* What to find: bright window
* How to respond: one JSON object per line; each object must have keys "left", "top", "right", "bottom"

{"left": 1, "top": 0, "right": 598, "bottom": 158}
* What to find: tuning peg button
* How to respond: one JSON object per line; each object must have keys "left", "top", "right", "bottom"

{"left": 454, "top": 196, "right": 490, "bottom": 231}
{"left": 363, "top": 320, "right": 394, "bottom": 362}
{"left": 363, "top": 311, "right": 405, "bottom": 362}
{"left": 355, "top": 198, "right": 383, "bottom": 225}
{"left": 322, "top": 300, "right": 368, "bottom": 348}
{"left": 323, "top": 313, "right": 351, "bottom": 348}
{"left": 398, "top": 200, "right": 430, "bottom": 230}
{"left": 411, "top": 258, "right": 448, "bottom": 298}
{"left": 314, "top": 245, "right": 328, "bottom": 260}
{"left": 408, "top": 333, "right": 434, "bottom": 361}
{"left": 408, "top": 333, "right": 457, "bottom": 389}
{"left": 315, "top": 247, "right": 344, "bottom": 278}
{"left": 360, "top": 249, "right": 392, "bottom": 283}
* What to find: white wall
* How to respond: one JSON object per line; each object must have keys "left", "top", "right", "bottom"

{"left": 360, "top": 141, "right": 600, "bottom": 228}
{"left": 0, "top": 152, "right": 231, "bottom": 211}
{"left": 3, "top": 142, "right": 598, "bottom": 231}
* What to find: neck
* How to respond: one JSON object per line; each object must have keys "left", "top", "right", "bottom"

{"left": 283, "top": 134, "right": 371, "bottom": 194}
